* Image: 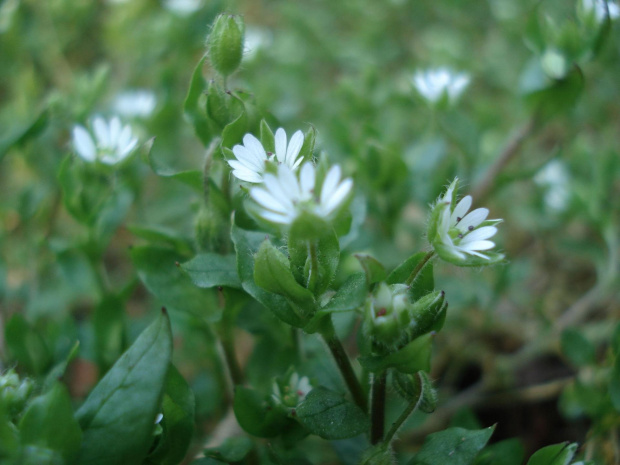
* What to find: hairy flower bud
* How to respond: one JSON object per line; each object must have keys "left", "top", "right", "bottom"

{"left": 207, "top": 14, "right": 245, "bottom": 78}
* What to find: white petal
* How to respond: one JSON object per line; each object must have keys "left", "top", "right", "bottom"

{"left": 274, "top": 128, "right": 287, "bottom": 163}
{"left": 451, "top": 195, "right": 472, "bottom": 225}
{"left": 93, "top": 117, "right": 110, "bottom": 148}
{"left": 299, "top": 163, "right": 315, "bottom": 197}
{"left": 72, "top": 126, "right": 96, "bottom": 161}
{"left": 321, "top": 178, "right": 352, "bottom": 215}
{"left": 232, "top": 168, "right": 263, "bottom": 183}
{"left": 100, "top": 153, "right": 119, "bottom": 165}
{"left": 243, "top": 133, "right": 267, "bottom": 164}
{"left": 460, "top": 226, "right": 497, "bottom": 244}
{"left": 278, "top": 164, "right": 301, "bottom": 200}
{"left": 320, "top": 165, "right": 342, "bottom": 205}
{"left": 116, "top": 125, "right": 133, "bottom": 152}
{"left": 264, "top": 173, "right": 294, "bottom": 209}
{"left": 118, "top": 137, "right": 138, "bottom": 158}
{"left": 459, "top": 240, "right": 495, "bottom": 252}
{"left": 251, "top": 188, "right": 289, "bottom": 213}
{"left": 285, "top": 130, "right": 304, "bottom": 166}
{"left": 290, "top": 156, "right": 304, "bottom": 171}
{"left": 233, "top": 145, "right": 264, "bottom": 171}
{"left": 260, "top": 210, "right": 295, "bottom": 224}
{"left": 457, "top": 208, "right": 489, "bottom": 232}
{"left": 109, "top": 117, "right": 122, "bottom": 146}
{"left": 458, "top": 248, "right": 490, "bottom": 259}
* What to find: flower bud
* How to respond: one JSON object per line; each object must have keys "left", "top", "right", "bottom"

{"left": 207, "top": 14, "right": 245, "bottom": 79}
{"left": 0, "top": 369, "right": 34, "bottom": 419}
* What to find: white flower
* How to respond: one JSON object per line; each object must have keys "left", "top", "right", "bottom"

{"left": 163, "top": 0, "right": 202, "bottom": 16}
{"left": 429, "top": 178, "right": 503, "bottom": 264}
{"left": 113, "top": 90, "right": 157, "bottom": 118}
{"left": 534, "top": 160, "right": 571, "bottom": 212}
{"left": 249, "top": 162, "right": 353, "bottom": 225}
{"left": 272, "top": 373, "right": 312, "bottom": 408}
{"left": 72, "top": 116, "right": 138, "bottom": 165}
{"left": 228, "top": 128, "right": 304, "bottom": 183}
{"left": 581, "top": 0, "right": 620, "bottom": 21}
{"left": 413, "top": 68, "right": 470, "bottom": 104}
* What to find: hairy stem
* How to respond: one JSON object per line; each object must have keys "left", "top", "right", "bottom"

{"left": 383, "top": 393, "right": 421, "bottom": 445}
{"left": 370, "top": 371, "right": 387, "bottom": 444}
{"left": 320, "top": 319, "right": 367, "bottom": 413}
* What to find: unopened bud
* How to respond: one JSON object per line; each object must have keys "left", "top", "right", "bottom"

{"left": 207, "top": 14, "right": 245, "bottom": 78}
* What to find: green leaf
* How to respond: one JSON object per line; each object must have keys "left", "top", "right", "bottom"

{"left": 354, "top": 254, "right": 387, "bottom": 286}
{"left": 386, "top": 252, "right": 434, "bottom": 299}
{"left": 525, "top": 442, "right": 577, "bottom": 465}
{"left": 183, "top": 55, "right": 212, "bottom": 146}
{"left": 181, "top": 253, "right": 241, "bottom": 289}
{"left": 296, "top": 387, "right": 369, "bottom": 439}
{"left": 561, "top": 328, "right": 595, "bottom": 367}
{"left": 5, "top": 314, "right": 51, "bottom": 376}
{"left": 254, "top": 240, "right": 316, "bottom": 315}
{"left": 204, "top": 436, "right": 253, "bottom": 462}
{"left": 42, "top": 341, "right": 80, "bottom": 392}
{"left": 94, "top": 187, "right": 134, "bottom": 245}
{"left": 473, "top": 438, "right": 524, "bottom": 465}
{"left": 19, "top": 382, "right": 81, "bottom": 463}
{"left": 144, "top": 138, "right": 203, "bottom": 190}
{"left": 127, "top": 224, "right": 194, "bottom": 256}
{"left": 221, "top": 107, "right": 248, "bottom": 149}
{"left": 145, "top": 364, "right": 195, "bottom": 465}
{"left": 93, "top": 295, "right": 127, "bottom": 374}
{"left": 359, "top": 334, "right": 433, "bottom": 374}
{"left": 321, "top": 272, "right": 368, "bottom": 313}
{"left": 0, "top": 108, "right": 49, "bottom": 162}
{"left": 76, "top": 310, "right": 172, "bottom": 465}
{"left": 131, "top": 246, "right": 222, "bottom": 321}
{"left": 233, "top": 387, "right": 288, "bottom": 438}
{"left": 231, "top": 222, "right": 305, "bottom": 328}
{"left": 410, "top": 426, "right": 495, "bottom": 465}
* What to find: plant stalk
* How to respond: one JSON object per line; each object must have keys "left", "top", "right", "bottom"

{"left": 405, "top": 251, "right": 435, "bottom": 287}
{"left": 370, "top": 371, "right": 387, "bottom": 444}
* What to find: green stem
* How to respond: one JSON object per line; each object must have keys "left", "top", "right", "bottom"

{"left": 370, "top": 371, "right": 387, "bottom": 444}
{"left": 320, "top": 319, "right": 367, "bottom": 413}
{"left": 216, "top": 289, "right": 244, "bottom": 387}
{"left": 405, "top": 251, "right": 435, "bottom": 286}
{"left": 383, "top": 394, "right": 421, "bottom": 445}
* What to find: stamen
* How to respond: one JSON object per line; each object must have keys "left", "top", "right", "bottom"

{"left": 377, "top": 307, "right": 387, "bottom": 317}
{"left": 456, "top": 216, "right": 462, "bottom": 222}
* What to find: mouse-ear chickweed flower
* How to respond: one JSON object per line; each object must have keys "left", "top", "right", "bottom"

{"left": 72, "top": 116, "right": 139, "bottom": 165}
{"left": 249, "top": 162, "right": 352, "bottom": 226}
{"left": 228, "top": 128, "right": 305, "bottom": 183}
{"left": 428, "top": 178, "right": 504, "bottom": 266}
{"left": 413, "top": 68, "right": 470, "bottom": 105}
{"left": 271, "top": 372, "right": 312, "bottom": 409}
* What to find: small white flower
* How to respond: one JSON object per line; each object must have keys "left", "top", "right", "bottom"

{"left": 113, "top": 90, "right": 157, "bottom": 118}
{"left": 250, "top": 162, "right": 353, "bottom": 225}
{"left": 430, "top": 179, "right": 503, "bottom": 264}
{"left": 272, "top": 373, "right": 312, "bottom": 408}
{"left": 228, "top": 128, "right": 304, "bottom": 183}
{"left": 72, "top": 116, "right": 138, "bottom": 165}
{"left": 581, "top": 0, "right": 620, "bottom": 21}
{"left": 413, "top": 68, "right": 470, "bottom": 104}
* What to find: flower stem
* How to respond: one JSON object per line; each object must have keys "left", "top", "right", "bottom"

{"left": 320, "top": 318, "right": 367, "bottom": 413}
{"left": 216, "top": 289, "right": 244, "bottom": 387}
{"left": 405, "top": 251, "right": 435, "bottom": 287}
{"left": 370, "top": 371, "right": 387, "bottom": 444}
{"left": 383, "top": 394, "right": 421, "bottom": 445}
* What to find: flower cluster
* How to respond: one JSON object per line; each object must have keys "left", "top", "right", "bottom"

{"left": 428, "top": 178, "right": 503, "bottom": 266}
{"left": 72, "top": 116, "right": 138, "bottom": 165}
{"left": 229, "top": 129, "right": 352, "bottom": 226}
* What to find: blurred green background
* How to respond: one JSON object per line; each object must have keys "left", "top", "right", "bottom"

{"left": 1, "top": 0, "right": 619, "bottom": 463}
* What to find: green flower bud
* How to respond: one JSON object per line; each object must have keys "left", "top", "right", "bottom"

{"left": 0, "top": 369, "right": 34, "bottom": 419}
{"left": 207, "top": 14, "right": 245, "bottom": 79}
{"left": 363, "top": 283, "right": 447, "bottom": 354}
{"left": 271, "top": 371, "right": 312, "bottom": 412}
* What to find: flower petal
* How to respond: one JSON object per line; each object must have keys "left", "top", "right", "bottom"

{"left": 457, "top": 208, "right": 489, "bottom": 232}
{"left": 285, "top": 130, "right": 304, "bottom": 166}
{"left": 109, "top": 117, "right": 122, "bottom": 147}
{"left": 451, "top": 195, "right": 472, "bottom": 225}
{"left": 320, "top": 165, "right": 342, "bottom": 205}
{"left": 274, "top": 128, "right": 287, "bottom": 163}
{"left": 250, "top": 188, "right": 289, "bottom": 213}
{"left": 299, "top": 162, "right": 315, "bottom": 197}
{"left": 459, "top": 240, "right": 495, "bottom": 252}
{"left": 72, "top": 126, "right": 96, "bottom": 161}
{"left": 243, "top": 133, "right": 267, "bottom": 164}
{"left": 93, "top": 117, "right": 110, "bottom": 148}
{"left": 233, "top": 145, "right": 264, "bottom": 171}
{"left": 321, "top": 178, "right": 352, "bottom": 215}
{"left": 460, "top": 226, "right": 497, "bottom": 244}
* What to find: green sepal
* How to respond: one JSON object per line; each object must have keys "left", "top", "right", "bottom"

{"left": 260, "top": 119, "right": 275, "bottom": 153}
{"left": 355, "top": 253, "right": 387, "bottom": 286}
{"left": 254, "top": 240, "right": 316, "bottom": 318}
{"left": 298, "top": 125, "right": 317, "bottom": 161}
{"left": 392, "top": 371, "right": 437, "bottom": 413}
{"left": 434, "top": 245, "right": 506, "bottom": 268}
{"left": 206, "top": 80, "right": 241, "bottom": 129}
{"left": 231, "top": 222, "right": 306, "bottom": 328}
{"left": 359, "top": 333, "right": 433, "bottom": 374}
{"left": 407, "top": 290, "right": 448, "bottom": 341}
{"left": 221, "top": 106, "right": 248, "bottom": 149}
{"left": 288, "top": 214, "right": 340, "bottom": 295}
